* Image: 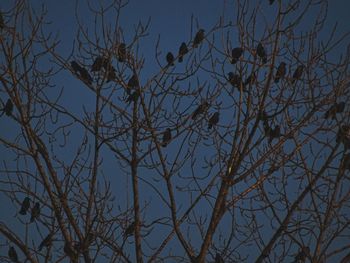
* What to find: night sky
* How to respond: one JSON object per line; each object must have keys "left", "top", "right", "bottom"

{"left": 0, "top": 0, "right": 350, "bottom": 262}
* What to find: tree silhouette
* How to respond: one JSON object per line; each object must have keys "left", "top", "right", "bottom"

{"left": 0, "top": 0, "right": 349, "bottom": 262}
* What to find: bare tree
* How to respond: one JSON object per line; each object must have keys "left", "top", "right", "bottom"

{"left": 0, "top": 0, "right": 349, "bottom": 262}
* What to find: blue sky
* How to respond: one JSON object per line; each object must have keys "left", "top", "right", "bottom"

{"left": 1, "top": 0, "right": 350, "bottom": 262}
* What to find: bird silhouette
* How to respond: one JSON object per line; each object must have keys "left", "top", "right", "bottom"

{"left": 231, "top": 47, "right": 243, "bottom": 64}
{"left": 8, "top": 246, "right": 18, "bottom": 262}
{"left": 228, "top": 72, "right": 243, "bottom": 90}
{"left": 118, "top": 43, "right": 127, "bottom": 62}
{"left": 106, "top": 66, "right": 116, "bottom": 82}
{"left": 294, "top": 247, "right": 310, "bottom": 263}
{"left": 257, "top": 42, "right": 267, "bottom": 64}
{"left": 71, "top": 61, "right": 82, "bottom": 74}
{"left": 127, "top": 74, "right": 139, "bottom": 94}
{"left": 71, "top": 61, "right": 92, "bottom": 84}
{"left": 192, "top": 102, "right": 209, "bottom": 120}
{"left": 292, "top": 65, "right": 304, "bottom": 84}
{"left": 91, "top": 57, "right": 104, "bottom": 72}
{"left": 324, "top": 103, "right": 341, "bottom": 119}
{"left": 0, "top": 11, "right": 4, "bottom": 30}
{"left": 337, "top": 125, "right": 350, "bottom": 149}
{"left": 244, "top": 73, "right": 256, "bottom": 86}
{"left": 124, "top": 221, "right": 136, "bottom": 238}
{"left": 208, "top": 112, "right": 220, "bottom": 129}
{"left": 19, "top": 197, "right": 30, "bottom": 215}
{"left": 126, "top": 90, "right": 140, "bottom": 104}
{"left": 178, "top": 42, "right": 188, "bottom": 62}
{"left": 30, "top": 202, "right": 40, "bottom": 223}
{"left": 38, "top": 233, "right": 53, "bottom": 251}
{"left": 274, "top": 62, "right": 286, "bottom": 83}
{"left": 162, "top": 128, "right": 172, "bottom": 147}
{"left": 193, "top": 29, "right": 205, "bottom": 48}
{"left": 269, "top": 125, "right": 281, "bottom": 143}
{"left": 215, "top": 253, "right": 224, "bottom": 263}
{"left": 4, "top": 99, "right": 13, "bottom": 116}
{"left": 166, "top": 52, "right": 175, "bottom": 66}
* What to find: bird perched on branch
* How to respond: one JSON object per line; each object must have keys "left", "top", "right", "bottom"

{"left": 4, "top": 98, "right": 13, "bottom": 116}
{"left": 228, "top": 72, "right": 243, "bottom": 90}
{"left": 294, "top": 246, "right": 310, "bottom": 262}
{"left": 8, "top": 246, "right": 18, "bottom": 262}
{"left": 118, "top": 43, "right": 127, "bottom": 62}
{"left": 39, "top": 233, "right": 53, "bottom": 251}
{"left": 268, "top": 125, "right": 281, "bottom": 143}
{"left": 231, "top": 47, "right": 243, "bottom": 64}
{"left": 292, "top": 65, "right": 304, "bottom": 84}
{"left": 244, "top": 73, "right": 256, "bottom": 86}
{"left": 19, "top": 197, "right": 30, "bottom": 215}
{"left": 124, "top": 221, "right": 136, "bottom": 238}
{"left": 257, "top": 42, "right": 267, "bottom": 64}
{"left": 126, "top": 90, "right": 140, "bottom": 104}
{"left": 324, "top": 102, "right": 345, "bottom": 119}
{"left": 337, "top": 125, "right": 350, "bottom": 149}
{"left": 193, "top": 29, "right": 205, "bottom": 48}
{"left": 274, "top": 62, "right": 286, "bottom": 83}
{"left": 208, "top": 112, "right": 220, "bottom": 129}
{"left": 71, "top": 61, "right": 92, "bottom": 84}
{"left": 178, "top": 42, "right": 188, "bottom": 62}
{"left": 215, "top": 253, "right": 224, "bottom": 263}
{"left": 127, "top": 74, "right": 139, "bottom": 94}
{"left": 162, "top": 128, "right": 172, "bottom": 147}
{"left": 91, "top": 56, "right": 105, "bottom": 72}
{"left": 30, "top": 202, "right": 40, "bottom": 223}
{"left": 166, "top": 52, "right": 175, "bottom": 66}
{"left": 192, "top": 101, "right": 210, "bottom": 120}
{"left": 0, "top": 11, "right": 4, "bottom": 30}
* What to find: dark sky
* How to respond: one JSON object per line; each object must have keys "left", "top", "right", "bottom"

{"left": 0, "top": 0, "right": 349, "bottom": 261}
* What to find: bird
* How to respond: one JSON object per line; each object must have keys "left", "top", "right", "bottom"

{"left": 269, "top": 125, "right": 281, "bottom": 143}
{"left": 30, "top": 202, "right": 40, "bottom": 222}
{"left": 231, "top": 47, "right": 243, "bottom": 64}
{"left": 106, "top": 66, "right": 116, "bottom": 82}
{"left": 79, "top": 67, "right": 93, "bottom": 84}
{"left": 228, "top": 72, "right": 243, "bottom": 89}
{"left": 208, "top": 112, "right": 220, "bottom": 129}
{"left": 256, "top": 42, "right": 267, "bottom": 64}
{"left": 192, "top": 102, "right": 209, "bottom": 120}
{"left": 336, "top": 102, "right": 345, "bottom": 113}
{"left": 126, "top": 90, "right": 140, "bottom": 104}
{"left": 4, "top": 98, "right": 13, "bottom": 116}
{"left": 178, "top": 42, "right": 188, "bottom": 62}
{"left": 38, "top": 233, "right": 53, "bottom": 251}
{"left": 244, "top": 73, "right": 256, "bottom": 86}
{"left": 128, "top": 74, "right": 139, "bottom": 89}
{"left": 71, "top": 61, "right": 82, "bottom": 74}
{"left": 215, "top": 253, "right": 224, "bottom": 263}
{"left": 294, "top": 246, "right": 310, "bottom": 262}
{"left": 343, "top": 153, "right": 350, "bottom": 170}
{"left": 274, "top": 62, "right": 286, "bottom": 83}
{"left": 292, "top": 65, "right": 304, "bottom": 84}
{"left": 166, "top": 52, "right": 175, "bottom": 66}
{"left": 124, "top": 221, "right": 136, "bottom": 238}
{"left": 91, "top": 56, "right": 104, "bottom": 72}
{"left": 118, "top": 43, "right": 127, "bottom": 62}
{"left": 269, "top": 0, "right": 275, "bottom": 4}
{"left": 324, "top": 103, "right": 340, "bottom": 119}
{"left": 8, "top": 246, "right": 18, "bottom": 262}
{"left": 0, "top": 11, "right": 4, "bottom": 30}
{"left": 337, "top": 125, "right": 350, "bottom": 149}
{"left": 19, "top": 197, "right": 30, "bottom": 215}
{"left": 162, "top": 128, "right": 171, "bottom": 147}
{"left": 193, "top": 29, "right": 205, "bottom": 48}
